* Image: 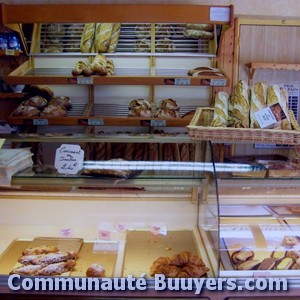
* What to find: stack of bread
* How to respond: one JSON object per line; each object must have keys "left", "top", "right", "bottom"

{"left": 211, "top": 80, "right": 295, "bottom": 131}
{"left": 72, "top": 54, "right": 115, "bottom": 77}
{"left": 13, "top": 85, "right": 72, "bottom": 117}
{"left": 128, "top": 99, "right": 152, "bottom": 117}
{"left": 80, "top": 23, "right": 121, "bottom": 53}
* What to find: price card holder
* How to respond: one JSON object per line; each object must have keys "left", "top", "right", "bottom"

{"left": 5, "top": 49, "right": 16, "bottom": 56}
{"left": 210, "top": 7, "right": 230, "bottom": 22}
{"left": 210, "top": 79, "right": 227, "bottom": 86}
{"left": 174, "top": 78, "right": 191, "bottom": 86}
{"left": 77, "top": 77, "right": 94, "bottom": 85}
{"left": 54, "top": 144, "right": 84, "bottom": 175}
{"left": 150, "top": 120, "right": 166, "bottom": 127}
{"left": 33, "top": 119, "right": 49, "bottom": 126}
{"left": 88, "top": 119, "right": 104, "bottom": 126}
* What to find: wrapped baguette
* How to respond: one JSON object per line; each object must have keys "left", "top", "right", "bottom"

{"left": 95, "top": 23, "right": 113, "bottom": 53}
{"left": 211, "top": 91, "right": 229, "bottom": 127}
{"left": 232, "top": 80, "right": 250, "bottom": 128}
{"left": 80, "top": 23, "right": 96, "bottom": 53}
{"left": 279, "top": 87, "right": 292, "bottom": 130}
{"left": 107, "top": 23, "right": 121, "bottom": 53}
{"left": 250, "top": 82, "right": 267, "bottom": 128}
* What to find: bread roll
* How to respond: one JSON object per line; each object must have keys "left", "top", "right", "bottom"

{"left": 80, "top": 23, "right": 96, "bottom": 53}
{"left": 23, "top": 96, "right": 48, "bottom": 110}
{"left": 250, "top": 82, "right": 267, "bottom": 128}
{"left": 107, "top": 23, "right": 121, "bottom": 53}
{"left": 232, "top": 80, "right": 250, "bottom": 128}
{"left": 14, "top": 105, "right": 40, "bottom": 117}
{"left": 41, "top": 104, "right": 66, "bottom": 117}
{"left": 211, "top": 91, "right": 229, "bottom": 127}
{"left": 95, "top": 23, "right": 113, "bottom": 53}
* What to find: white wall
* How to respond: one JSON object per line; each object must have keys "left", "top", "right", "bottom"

{"left": 3, "top": 0, "right": 300, "bottom": 18}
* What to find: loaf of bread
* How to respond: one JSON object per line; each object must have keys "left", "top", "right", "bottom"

{"left": 80, "top": 23, "right": 96, "bottom": 53}
{"left": 95, "top": 23, "right": 113, "bottom": 53}
{"left": 49, "top": 96, "right": 72, "bottom": 111}
{"left": 211, "top": 91, "right": 229, "bottom": 127}
{"left": 40, "top": 104, "right": 66, "bottom": 117}
{"left": 14, "top": 105, "right": 40, "bottom": 117}
{"left": 186, "top": 23, "right": 214, "bottom": 31}
{"left": 134, "top": 24, "right": 151, "bottom": 39}
{"left": 128, "top": 99, "right": 152, "bottom": 117}
{"left": 250, "top": 82, "right": 267, "bottom": 128}
{"left": 27, "top": 85, "right": 54, "bottom": 101}
{"left": 107, "top": 23, "right": 121, "bottom": 53}
{"left": 279, "top": 87, "right": 292, "bottom": 130}
{"left": 23, "top": 96, "right": 48, "bottom": 110}
{"left": 183, "top": 29, "right": 213, "bottom": 39}
{"left": 232, "top": 80, "right": 250, "bottom": 128}
{"left": 155, "top": 38, "right": 175, "bottom": 52}
{"left": 134, "top": 39, "right": 150, "bottom": 52}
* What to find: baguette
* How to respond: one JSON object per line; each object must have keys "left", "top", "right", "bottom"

{"left": 95, "top": 23, "right": 113, "bottom": 53}
{"left": 107, "top": 23, "right": 121, "bottom": 53}
{"left": 80, "top": 23, "right": 96, "bottom": 53}
{"left": 211, "top": 91, "right": 229, "bottom": 127}
{"left": 250, "top": 82, "right": 267, "bottom": 128}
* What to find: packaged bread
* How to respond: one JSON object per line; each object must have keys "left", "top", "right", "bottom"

{"left": 211, "top": 91, "right": 229, "bottom": 127}
{"left": 95, "top": 23, "right": 113, "bottom": 53}
{"left": 90, "top": 54, "right": 107, "bottom": 75}
{"left": 231, "top": 80, "right": 250, "bottom": 128}
{"left": 250, "top": 82, "right": 267, "bottom": 128}
{"left": 279, "top": 87, "right": 292, "bottom": 130}
{"left": 107, "top": 23, "right": 121, "bottom": 53}
{"left": 80, "top": 23, "right": 96, "bottom": 53}
{"left": 267, "top": 85, "right": 291, "bottom": 130}
{"left": 186, "top": 24, "right": 214, "bottom": 31}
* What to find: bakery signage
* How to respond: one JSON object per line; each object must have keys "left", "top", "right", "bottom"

{"left": 54, "top": 144, "right": 84, "bottom": 175}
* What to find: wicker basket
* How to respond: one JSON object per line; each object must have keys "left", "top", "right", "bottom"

{"left": 187, "top": 107, "right": 300, "bottom": 145}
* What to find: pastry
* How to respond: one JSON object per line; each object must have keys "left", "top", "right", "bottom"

{"left": 86, "top": 263, "right": 106, "bottom": 277}
{"left": 150, "top": 251, "right": 209, "bottom": 278}
{"left": 250, "top": 82, "right": 267, "bottom": 128}
{"left": 211, "top": 91, "right": 229, "bottom": 127}
{"left": 36, "top": 260, "right": 76, "bottom": 276}
{"left": 22, "top": 245, "right": 59, "bottom": 256}
{"left": 10, "top": 264, "right": 43, "bottom": 276}
{"left": 14, "top": 105, "right": 40, "bottom": 117}
{"left": 107, "top": 23, "right": 121, "bottom": 53}
{"left": 275, "top": 257, "right": 294, "bottom": 270}
{"left": 18, "top": 251, "right": 77, "bottom": 266}
{"left": 258, "top": 258, "right": 277, "bottom": 270}
{"left": 231, "top": 247, "right": 254, "bottom": 264}
{"left": 271, "top": 247, "right": 286, "bottom": 260}
{"left": 237, "top": 259, "right": 260, "bottom": 270}
{"left": 41, "top": 104, "right": 66, "bottom": 117}
{"left": 23, "top": 96, "right": 48, "bottom": 110}
{"left": 80, "top": 23, "right": 96, "bottom": 53}
{"left": 95, "top": 23, "right": 113, "bottom": 53}
{"left": 49, "top": 96, "right": 72, "bottom": 111}
{"left": 282, "top": 236, "right": 299, "bottom": 247}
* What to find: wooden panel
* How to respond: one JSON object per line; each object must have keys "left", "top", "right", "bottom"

{"left": 1, "top": 4, "right": 233, "bottom": 25}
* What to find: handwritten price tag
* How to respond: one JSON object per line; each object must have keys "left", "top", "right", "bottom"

{"left": 54, "top": 144, "right": 84, "bottom": 175}
{"left": 151, "top": 223, "right": 167, "bottom": 236}
{"left": 98, "top": 230, "right": 111, "bottom": 241}
{"left": 60, "top": 228, "right": 73, "bottom": 238}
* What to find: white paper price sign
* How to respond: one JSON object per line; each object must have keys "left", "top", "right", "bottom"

{"left": 59, "top": 227, "right": 74, "bottom": 238}
{"left": 254, "top": 107, "right": 277, "bottom": 128}
{"left": 54, "top": 144, "right": 84, "bottom": 174}
{"left": 151, "top": 223, "right": 167, "bottom": 236}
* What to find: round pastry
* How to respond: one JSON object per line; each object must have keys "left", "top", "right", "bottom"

{"left": 23, "top": 96, "right": 48, "bottom": 110}
{"left": 40, "top": 104, "right": 66, "bottom": 117}
{"left": 86, "top": 263, "right": 106, "bottom": 278}
{"left": 49, "top": 96, "right": 72, "bottom": 111}
{"left": 155, "top": 38, "right": 175, "bottom": 53}
{"left": 150, "top": 251, "right": 209, "bottom": 278}
{"left": 14, "top": 105, "right": 40, "bottom": 117}
{"left": 282, "top": 236, "right": 299, "bottom": 247}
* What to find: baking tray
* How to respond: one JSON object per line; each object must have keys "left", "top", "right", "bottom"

{"left": 122, "top": 230, "right": 210, "bottom": 278}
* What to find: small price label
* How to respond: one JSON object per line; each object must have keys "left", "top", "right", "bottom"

{"left": 98, "top": 230, "right": 111, "bottom": 241}
{"left": 174, "top": 78, "right": 191, "bottom": 86}
{"left": 150, "top": 120, "right": 166, "bottom": 127}
{"left": 254, "top": 107, "right": 277, "bottom": 128}
{"left": 60, "top": 228, "right": 73, "bottom": 238}
{"left": 33, "top": 119, "right": 49, "bottom": 126}
{"left": 116, "top": 222, "right": 128, "bottom": 232}
{"left": 5, "top": 49, "right": 15, "bottom": 56}
{"left": 77, "top": 77, "right": 93, "bottom": 85}
{"left": 210, "top": 79, "right": 227, "bottom": 86}
{"left": 88, "top": 119, "right": 104, "bottom": 126}
{"left": 210, "top": 7, "right": 230, "bottom": 22}
{"left": 151, "top": 223, "right": 167, "bottom": 236}
{"left": 54, "top": 144, "right": 84, "bottom": 175}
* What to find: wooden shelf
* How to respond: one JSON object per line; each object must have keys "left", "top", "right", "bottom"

{"left": 0, "top": 49, "right": 21, "bottom": 57}
{"left": 0, "top": 92, "right": 25, "bottom": 99}
{"left": 246, "top": 62, "right": 300, "bottom": 85}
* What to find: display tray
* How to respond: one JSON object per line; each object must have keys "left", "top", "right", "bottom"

{"left": 123, "top": 230, "right": 212, "bottom": 278}
{"left": 220, "top": 219, "right": 300, "bottom": 275}
{"left": 0, "top": 237, "right": 119, "bottom": 277}
{"left": 187, "top": 108, "right": 300, "bottom": 145}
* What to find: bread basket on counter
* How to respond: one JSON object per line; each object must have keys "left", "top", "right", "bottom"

{"left": 187, "top": 107, "right": 300, "bottom": 145}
